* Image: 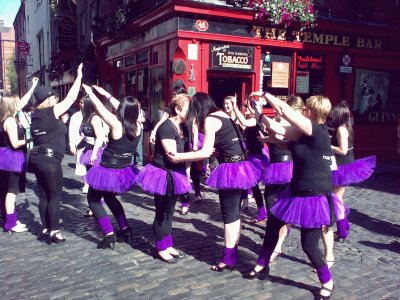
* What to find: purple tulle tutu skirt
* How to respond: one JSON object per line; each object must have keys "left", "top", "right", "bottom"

{"left": 270, "top": 189, "right": 350, "bottom": 228}
{"left": 332, "top": 156, "right": 376, "bottom": 187}
{"left": 248, "top": 153, "right": 270, "bottom": 181}
{"left": 79, "top": 147, "right": 104, "bottom": 166}
{"left": 0, "top": 147, "right": 26, "bottom": 173}
{"left": 206, "top": 161, "right": 260, "bottom": 190}
{"left": 263, "top": 161, "right": 293, "bottom": 185}
{"left": 85, "top": 164, "right": 139, "bottom": 193}
{"left": 135, "top": 163, "right": 192, "bottom": 195}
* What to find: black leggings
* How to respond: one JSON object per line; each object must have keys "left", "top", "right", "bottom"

{"left": 181, "top": 162, "right": 202, "bottom": 205}
{"left": 264, "top": 183, "right": 290, "bottom": 212}
{"left": 32, "top": 162, "right": 63, "bottom": 231}
{"left": 219, "top": 189, "right": 242, "bottom": 224}
{"left": 153, "top": 194, "right": 178, "bottom": 241}
{"left": 87, "top": 187, "right": 126, "bottom": 225}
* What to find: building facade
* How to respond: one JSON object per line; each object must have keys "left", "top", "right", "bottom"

{"left": 92, "top": 0, "right": 400, "bottom": 162}
{"left": 13, "top": 0, "right": 28, "bottom": 97}
{"left": 0, "top": 20, "right": 15, "bottom": 93}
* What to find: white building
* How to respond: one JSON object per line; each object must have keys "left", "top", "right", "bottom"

{"left": 25, "top": 0, "right": 51, "bottom": 90}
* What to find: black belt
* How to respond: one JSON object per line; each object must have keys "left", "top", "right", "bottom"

{"left": 271, "top": 154, "right": 292, "bottom": 163}
{"left": 100, "top": 155, "right": 133, "bottom": 168}
{"left": 31, "top": 146, "right": 64, "bottom": 161}
{"left": 218, "top": 153, "right": 247, "bottom": 163}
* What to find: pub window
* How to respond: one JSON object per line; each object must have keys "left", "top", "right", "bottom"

{"left": 261, "top": 52, "right": 292, "bottom": 105}
{"left": 295, "top": 53, "right": 324, "bottom": 100}
{"left": 137, "top": 51, "right": 148, "bottom": 64}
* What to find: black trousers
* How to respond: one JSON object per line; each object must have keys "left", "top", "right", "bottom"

{"left": 87, "top": 187, "right": 125, "bottom": 222}
{"left": 32, "top": 162, "right": 63, "bottom": 231}
{"left": 219, "top": 189, "right": 242, "bottom": 224}
{"left": 153, "top": 194, "right": 178, "bottom": 241}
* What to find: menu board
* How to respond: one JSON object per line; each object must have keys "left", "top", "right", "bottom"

{"left": 296, "top": 71, "right": 310, "bottom": 94}
{"left": 271, "top": 62, "right": 289, "bottom": 88}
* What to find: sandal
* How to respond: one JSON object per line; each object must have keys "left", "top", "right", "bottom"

{"left": 318, "top": 283, "right": 334, "bottom": 300}
{"left": 269, "top": 251, "right": 282, "bottom": 263}
{"left": 210, "top": 262, "right": 234, "bottom": 272}
{"left": 250, "top": 217, "right": 268, "bottom": 224}
{"left": 180, "top": 206, "right": 189, "bottom": 215}
{"left": 243, "top": 266, "right": 269, "bottom": 280}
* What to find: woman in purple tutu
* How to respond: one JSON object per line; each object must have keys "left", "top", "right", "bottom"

{"left": 0, "top": 78, "right": 39, "bottom": 232}
{"left": 82, "top": 84, "right": 141, "bottom": 250}
{"left": 135, "top": 94, "right": 192, "bottom": 263}
{"left": 329, "top": 101, "right": 375, "bottom": 241}
{"left": 231, "top": 96, "right": 269, "bottom": 224}
{"left": 246, "top": 93, "right": 339, "bottom": 300}
{"left": 167, "top": 92, "right": 259, "bottom": 271}
{"left": 29, "top": 65, "right": 82, "bottom": 244}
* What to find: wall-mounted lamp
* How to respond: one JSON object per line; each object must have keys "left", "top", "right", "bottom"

{"left": 264, "top": 51, "right": 271, "bottom": 63}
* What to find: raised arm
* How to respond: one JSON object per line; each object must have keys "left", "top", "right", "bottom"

{"left": 90, "top": 115, "right": 105, "bottom": 164}
{"left": 252, "top": 91, "right": 313, "bottom": 136}
{"left": 92, "top": 85, "right": 120, "bottom": 111}
{"left": 54, "top": 63, "right": 83, "bottom": 118}
{"left": 82, "top": 84, "right": 122, "bottom": 140}
{"left": 17, "top": 77, "right": 39, "bottom": 111}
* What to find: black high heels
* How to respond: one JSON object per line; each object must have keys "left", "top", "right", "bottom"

{"left": 156, "top": 253, "right": 178, "bottom": 264}
{"left": 318, "top": 283, "right": 335, "bottom": 300}
{"left": 97, "top": 233, "right": 117, "bottom": 250}
{"left": 48, "top": 230, "right": 66, "bottom": 244}
{"left": 116, "top": 227, "right": 132, "bottom": 244}
{"left": 210, "top": 263, "right": 234, "bottom": 272}
{"left": 243, "top": 266, "right": 269, "bottom": 280}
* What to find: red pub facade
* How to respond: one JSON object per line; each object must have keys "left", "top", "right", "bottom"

{"left": 95, "top": 0, "right": 400, "bottom": 162}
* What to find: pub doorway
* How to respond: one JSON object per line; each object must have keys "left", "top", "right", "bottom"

{"left": 208, "top": 73, "right": 252, "bottom": 108}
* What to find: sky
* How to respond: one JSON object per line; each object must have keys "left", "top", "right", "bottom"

{"left": 0, "top": 0, "right": 22, "bottom": 27}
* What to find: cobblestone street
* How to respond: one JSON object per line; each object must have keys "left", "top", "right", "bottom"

{"left": 0, "top": 155, "right": 399, "bottom": 299}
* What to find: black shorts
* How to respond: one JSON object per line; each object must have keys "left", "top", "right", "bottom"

{"left": 0, "top": 170, "right": 26, "bottom": 194}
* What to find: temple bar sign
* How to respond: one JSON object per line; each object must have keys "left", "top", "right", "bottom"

{"left": 210, "top": 44, "right": 254, "bottom": 72}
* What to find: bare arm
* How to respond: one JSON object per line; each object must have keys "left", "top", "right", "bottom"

{"left": 90, "top": 115, "right": 105, "bottom": 164}
{"left": 192, "top": 120, "right": 199, "bottom": 150}
{"left": 167, "top": 116, "right": 219, "bottom": 162}
{"left": 53, "top": 64, "right": 83, "bottom": 118}
{"left": 17, "top": 77, "right": 38, "bottom": 111}
{"left": 150, "top": 112, "right": 169, "bottom": 144}
{"left": 92, "top": 85, "right": 120, "bottom": 111}
{"left": 4, "top": 118, "right": 26, "bottom": 149}
{"left": 82, "top": 84, "right": 123, "bottom": 140}
{"left": 253, "top": 91, "right": 313, "bottom": 136}
{"left": 331, "top": 126, "right": 349, "bottom": 155}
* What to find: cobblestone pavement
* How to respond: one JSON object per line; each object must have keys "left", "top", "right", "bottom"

{"left": 0, "top": 155, "right": 399, "bottom": 300}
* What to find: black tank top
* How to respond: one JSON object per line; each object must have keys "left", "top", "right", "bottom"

{"left": 211, "top": 115, "right": 245, "bottom": 159}
{"left": 153, "top": 119, "right": 186, "bottom": 170}
{"left": 289, "top": 122, "right": 332, "bottom": 193}
{"left": 268, "top": 142, "right": 292, "bottom": 163}
{"left": 331, "top": 128, "right": 354, "bottom": 165}
{"left": 0, "top": 118, "right": 26, "bottom": 150}
{"left": 80, "top": 115, "right": 97, "bottom": 138}
{"left": 31, "top": 107, "right": 67, "bottom": 154}
{"left": 244, "top": 124, "right": 263, "bottom": 155}
{"left": 101, "top": 133, "right": 139, "bottom": 168}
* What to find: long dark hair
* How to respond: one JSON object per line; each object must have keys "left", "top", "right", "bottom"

{"left": 330, "top": 101, "right": 354, "bottom": 142}
{"left": 116, "top": 96, "right": 140, "bottom": 139}
{"left": 81, "top": 95, "right": 97, "bottom": 125}
{"left": 187, "top": 92, "right": 219, "bottom": 131}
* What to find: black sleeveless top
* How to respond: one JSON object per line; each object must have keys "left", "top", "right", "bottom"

{"left": 0, "top": 118, "right": 26, "bottom": 150}
{"left": 31, "top": 107, "right": 67, "bottom": 154}
{"left": 80, "top": 115, "right": 96, "bottom": 138}
{"left": 244, "top": 124, "right": 263, "bottom": 155}
{"left": 268, "top": 142, "right": 292, "bottom": 163}
{"left": 153, "top": 119, "right": 186, "bottom": 170}
{"left": 210, "top": 115, "right": 245, "bottom": 161}
{"left": 289, "top": 122, "right": 332, "bottom": 193}
{"left": 331, "top": 127, "right": 354, "bottom": 165}
{"left": 101, "top": 133, "right": 139, "bottom": 169}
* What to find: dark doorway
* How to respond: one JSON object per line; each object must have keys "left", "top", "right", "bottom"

{"left": 208, "top": 76, "right": 251, "bottom": 109}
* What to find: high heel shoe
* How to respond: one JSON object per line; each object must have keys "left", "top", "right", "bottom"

{"left": 156, "top": 253, "right": 178, "bottom": 264}
{"left": 210, "top": 263, "right": 234, "bottom": 272}
{"left": 48, "top": 230, "right": 66, "bottom": 244}
{"left": 97, "top": 233, "right": 117, "bottom": 250}
{"left": 318, "top": 283, "right": 334, "bottom": 300}
{"left": 116, "top": 227, "right": 132, "bottom": 244}
{"left": 243, "top": 266, "right": 269, "bottom": 280}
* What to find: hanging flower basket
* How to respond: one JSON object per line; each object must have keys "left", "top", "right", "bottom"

{"left": 227, "top": 0, "right": 317, "bottom": 36}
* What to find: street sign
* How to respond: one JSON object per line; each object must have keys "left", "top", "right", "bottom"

{"left": 340, "top": 66, "right": 353, "bottom": 73}
{"left": 340, "top": 53, "right": 352, "bottom": 73}
{"left": 17, "top": 41, "right": 30, "bottom": 56}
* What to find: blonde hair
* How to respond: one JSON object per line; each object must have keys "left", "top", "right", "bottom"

{"left": 0, "top": 95, "right": 19, "bottom": 122}
{"left": 36, "top": 98, "right": 53, "bottom": 110}
{"left": 286, "top": 95, "right": 304, "bottom": 112}
{"left": 306, "top": 95, "right": 332, "bottom": 123}
{"left": 169, "top": 93, "right": 190, "bottom": 116}
{"left": 224, "top": 96, "right": 234, "bottom": 102}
